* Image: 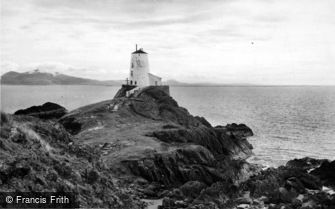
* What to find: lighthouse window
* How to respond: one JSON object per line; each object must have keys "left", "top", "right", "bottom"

{"left": 135, "top": 81, "right": 137, "bottom": 85}
{"left": 131, "top": 63, "right": 134, "bottom": 68}
{"left": 131, "top": 71, "right": 133, "bottom": 76}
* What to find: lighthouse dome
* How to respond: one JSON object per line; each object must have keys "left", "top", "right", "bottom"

{"left": 132, "top": 48, "right": 147, "bottom": 54}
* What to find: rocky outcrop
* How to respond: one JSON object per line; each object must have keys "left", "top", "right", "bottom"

{"left": 14, "top": 102, "right": 67, "bottom": 119}
{"left": 148, "top": 124, "right": 253, "bottom": 158}
{"left": 58, "top": 86, "right": 255, "bottom": 190}
{"left": 0, "top": 87, "right": 256, "bottom": 208}
{"left": 237, "top": 158, "right": 335, "bottom": 209}
{"left": 114, "top": 84, "right": 137, "bottom": 98}
{"left": 3, "top": 86, "right": 334, "bottom": 209}
{"left": 0, "top": 113, "right": 144, "bottom": 209}
{"left": 310, "top": 160, "right": 335, "bottom": 187}
{"left": 124, "top": 145, "right": 221, "bottom": 185}
{"left": 2, "top": 86, "right": 258, "bottom": 208}
{"left": 160, "top": 158, "right": 335, "bottom": 209}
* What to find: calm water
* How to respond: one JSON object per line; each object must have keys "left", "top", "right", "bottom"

{"left": 1, "top": 85, "right": 335, "bottom": 167}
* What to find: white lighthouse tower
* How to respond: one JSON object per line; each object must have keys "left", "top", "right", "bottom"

{"left": 128, "top": 45, "right": 161, "bottom": 87}
{"left": 114, "top": 45, "right": 168, "bottom": 98}
{"left": 129, "top": 45, "right": 150, "bottom": 87}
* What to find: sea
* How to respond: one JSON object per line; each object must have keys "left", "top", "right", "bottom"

{"left": 1, "top": 85, "right": 335, "bottom": 167}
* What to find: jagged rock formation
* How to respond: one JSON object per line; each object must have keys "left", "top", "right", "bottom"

{"left": 114, "top": 84, "right": 137, "bottom": 98}
{"left": 1, "top": 86, "right": 334, "bottom": 209}
{"left": 310, "top": 160, "right": 335, "bottom": 187}
{"left": 159, "top": 158, "right": 335, "bottom": 209}
{"left": 0, "top": 112, "right": 144, "bottom": 208}
{"left": 59, "top": 86, "right": 256, "bottom": 190}
{"left": 14, "top": 102, "right": 67, "bottom": 119}
{"left": 1, "top": 86, "right": 256, "bottom": 208}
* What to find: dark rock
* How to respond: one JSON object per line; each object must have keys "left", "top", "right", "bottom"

{"left": 167, "top": 188, "right": 183, "bottom": 199}
{"left": 130, "top": 86, "right": 197, "bottom": 126}
{"left": 14, "top": 102, "right": 67, "bottom": 119}
{"left": 285, "top": 177, "right": 306, "bottom": 193}
{"left": 225, "top": 123, "right": 254, "bottom": 138}
{"left": 54, "top": 163, "right": 72, "bottom": 178}
{"left": 310, "top": 160, "right": 335, "bottom": 187}
{"left": 179, "top": 181, "right": 206, "bottom": 199}
{"left": 0, "top": 160, "right": 31, "bottom": 184}
{"left": 241, "top": 164, "right": 322, "bottom": 200}
{"left": 232, "top": 157, "right": 335, "bottom": 209}
{"left": 286, "top": 157, "right": 326, "bottom": 171}
{"left": 13, "top": 163, "right": 31, "bottom": 178}
{"left": 214, "top": 127, "right": 253, "bottom": 160}
{"left": 292, "top": 198, "right": 303, "bottom": 207}
{"left": 298, "top": 173, "right": 322, "bottom": 190}
{"left": 123, "top": 145, "right": 221, "bottom": 185}
{"left": 150, "top": 125, "right": 253, "bottom": 159}
{"left": 278, "top": 187, "right": 298, "bottom": 203}
{"left": 162, "top": 124, "right": 180, "bottom": 129}
{"left": 85, "top": 169, "right": 100, "bottom": 184}
{"left": 114, "top": 84, "right": 137, "bottom": 98}
{"left": 236, "top": 191, "right": 253, "bottom": 204}
{"left": 162, "top": 197, "right": 175, "bottom": 208}
{"left": 46, "top": 170, "right": 58, "bottom": 181}
{"left": 58, "top": 117, "right": 82, "bottom": 135}
{"left": 194, "top": 116, "right": 212, "bottom": 128}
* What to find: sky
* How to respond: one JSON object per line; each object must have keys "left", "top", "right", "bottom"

{"left": 1, "top": 0, "right": 335, "bottom": 85}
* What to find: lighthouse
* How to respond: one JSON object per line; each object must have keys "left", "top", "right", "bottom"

{"left": 114, "top": 45, "right": 169, "bottom": 98}
{"left": 128, "top": 45, "right": 162, "bottom": 87}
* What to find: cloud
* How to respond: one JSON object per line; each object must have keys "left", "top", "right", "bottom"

{"left": 0, "top": 62, "right": 20, "bottom": 74}
{"left": 1, "top": 0, "right": 335, "bottom": 85}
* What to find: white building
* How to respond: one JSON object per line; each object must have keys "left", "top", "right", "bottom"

{"left": 128, "top": 46, "right": 162, "bottom": 87}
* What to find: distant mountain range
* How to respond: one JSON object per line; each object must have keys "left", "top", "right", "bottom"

{"left": 0, "top": 70, "right": 123, "bottom": 86}
{"left": 0, "top": 70, "right": 254, "bottom": 86}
